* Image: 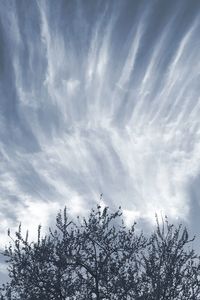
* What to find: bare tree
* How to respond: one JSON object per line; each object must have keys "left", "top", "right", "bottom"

{"left": 1, "top": 208, "right": 200, "bottom": 300}
{"left": 0, "top": 206, "right": 146, "bottom": 299}
{"left": 140, "top": 215, "right": 200, "bottom": 300}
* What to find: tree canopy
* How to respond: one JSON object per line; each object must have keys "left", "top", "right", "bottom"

{"left": 0, "top": 205, "right": 200, "bottom": 299}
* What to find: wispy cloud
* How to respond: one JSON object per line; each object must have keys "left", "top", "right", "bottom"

{"left": 0, "top": 0, "right": 200, "bottom": 262}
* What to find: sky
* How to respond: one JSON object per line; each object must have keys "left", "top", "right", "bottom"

{"left": 1, "top": 0, "right": 200, "bottom": 283}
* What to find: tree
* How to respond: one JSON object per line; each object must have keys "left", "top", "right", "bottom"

{"left": 140, "top": 216, "right": 200, "bottom": 300}
{"left": 0, "top": 206, "right": 200, "bottom": 299}
{"left": 0, "top": 206, "right": 146, "bottom": 299}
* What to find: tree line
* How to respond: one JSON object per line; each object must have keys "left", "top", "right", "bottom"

{"left": 0, "top": 205, "right": 200, "bottom": 299}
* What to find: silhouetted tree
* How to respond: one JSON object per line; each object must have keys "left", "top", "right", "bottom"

{"left": 140, "top": 216, "right": 200, "bottom": 300}
{"left": 0, "top": 207, "right": 200, "bottom": 299}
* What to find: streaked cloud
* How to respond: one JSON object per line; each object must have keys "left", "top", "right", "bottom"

{"left": 0, "top": 0, "right": 200, "bottom": 268}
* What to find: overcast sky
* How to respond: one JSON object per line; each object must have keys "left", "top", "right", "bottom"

{"left": 1, "top": 0, "right": 200, "bottom": 283}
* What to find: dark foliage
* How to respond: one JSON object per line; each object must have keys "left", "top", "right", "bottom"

{"left": 0, "top": 207, "right": 200, "bottom": 299}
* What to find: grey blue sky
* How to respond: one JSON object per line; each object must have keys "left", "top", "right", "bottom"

{"left": 0, "top": 0, "right": 200, "bottom": 282}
